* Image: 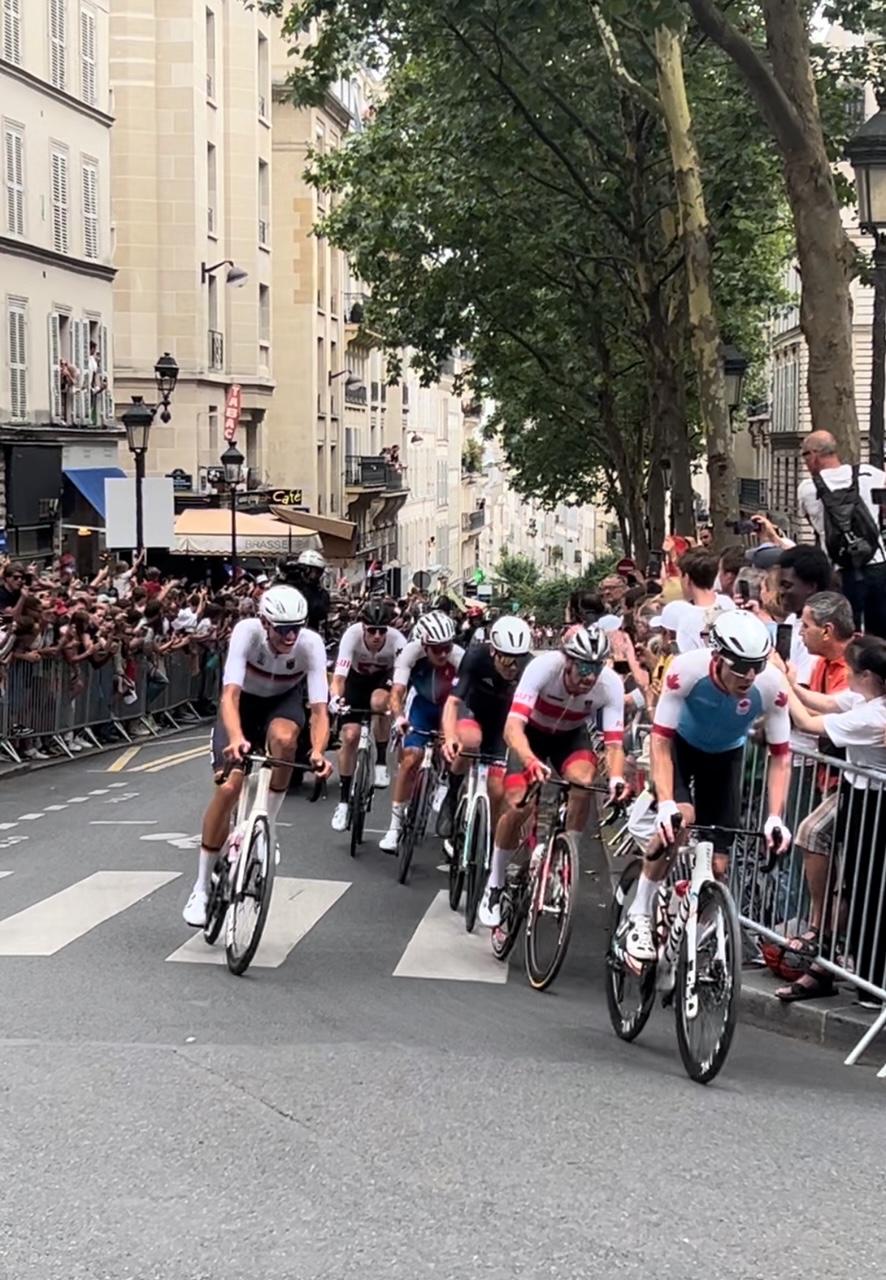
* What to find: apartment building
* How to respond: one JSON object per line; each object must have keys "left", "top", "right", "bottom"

{"left": 109, "top": 0, "right": 274, "bottom": 487}
{"left": 1, "top": 0, "right": 118, "bottom": 557}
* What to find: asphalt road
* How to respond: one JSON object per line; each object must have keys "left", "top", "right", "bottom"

{"left": 0, "top": 731, "right": 883, "bottom": 1280}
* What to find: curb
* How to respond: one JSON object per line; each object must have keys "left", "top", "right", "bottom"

{"left": 0, "top": 720, "right": 209, "bottom": 783}
{"left": 596, "top": 822, "right": 884, "bottom": 1065}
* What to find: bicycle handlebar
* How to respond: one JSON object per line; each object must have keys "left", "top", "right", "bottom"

{"left": 646, "top": 813, "right": 783, "bottom": 871}
{"left": 453, "top": 750, "right": 509, "bottom": 767}
{"left": 213, "top": 754, "right": 326, "bottom": 785}
{"left": 516, "top": 776, "right": 610, "bottom": 809}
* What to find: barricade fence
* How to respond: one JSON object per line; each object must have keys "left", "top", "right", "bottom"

{"left": 0, "top": 649, "right": 221, "bottom": 762}
{"left": 731, "top": 738, "right": 886, "bottom": 1073}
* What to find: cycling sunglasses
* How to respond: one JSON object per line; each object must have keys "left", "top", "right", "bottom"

{"left": 364, "top": 625, "right": 387, "bottom": 636}
{"left": 270, "top": 622, "right": 303, "bottom": 638}
{"left": 573, "top": 659, "right": 604, "bottom": 678}
{"left": 720, "top": 653, "right": 767, "bottom": 676}
{"left": 424, "top": 641, "right": 453, "bottom": 655}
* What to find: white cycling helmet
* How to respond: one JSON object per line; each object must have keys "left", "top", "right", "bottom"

{"left": 561, "top": 623, "right": 609, "bottom": 663}
{"left": 258, "top": 584, "right": 309, "bottom": 626}
{"left": 414, "top": 610, "right": 456, "bottom": 645}
{"left": 709, "top": 610, "right": 772, "bottom": 668}
{"left": 490, "top": 616, "right": 532, "bottom": 656}
{"left": 297, "top": 548, "right": 326, "bottom": 570}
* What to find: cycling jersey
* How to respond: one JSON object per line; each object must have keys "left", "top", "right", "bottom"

{"left": 453, "top": 644, "right": 526, "bottom": 729}
{"left": 509, "top": 651, "right": 624, "bottom": 743}
{"left": 334, "top": 622, "right": 404, "bottom": 677}
{"left": 652, "top": 648, "right": 790, "bottom": 755}
{"left": 222, "top": 618, "right": 328, "bottom": 704}
{"left": 393, "top": 640, "right": 465, "bottom": 704}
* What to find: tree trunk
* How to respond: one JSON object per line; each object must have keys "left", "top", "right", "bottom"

{"left": 655, "top": 24, "right": 738, "bottom": 544}
{"left": 684, "top": 0, "right": 860, "bottom": 463}
{"left": 646, "top": 461, "right": 666, "bottom": 553}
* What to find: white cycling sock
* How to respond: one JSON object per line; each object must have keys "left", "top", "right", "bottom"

{"left": 267, "top": 788, "right": 286, "bottom": 827}
{"left": 196, "top": 849, "right": 215, "bottom": 893}
{"left": 488, "top": 845, "right": 514, "bottom": 891}
{"left": 629, "top": 875, "right": 659, "bottom": 918}
{"left": 390, "top": 801, "right": 406, "bottom": 831}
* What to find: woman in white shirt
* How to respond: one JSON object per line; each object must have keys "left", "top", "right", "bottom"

{"left": 779, "top": 636, "right": 886, "bottom": 1001}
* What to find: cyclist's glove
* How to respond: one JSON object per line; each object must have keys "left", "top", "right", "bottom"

{"left": 655, "top": 799, "right": 680, "bottom": 843}
{"left": 764, "top": 814, "right": 791, "bottom": 854}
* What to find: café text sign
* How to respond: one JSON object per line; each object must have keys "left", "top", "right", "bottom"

{"left": 270, "top": 488, "right": 304, "bottom": 506}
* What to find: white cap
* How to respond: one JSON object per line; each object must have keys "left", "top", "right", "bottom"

{"left": 596, "top": 614, "right": 622, "bottom": 633}
{"left": 656, "top": 600, "right": 696, "bottom": 633}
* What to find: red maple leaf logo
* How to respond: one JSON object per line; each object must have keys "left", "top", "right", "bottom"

{"left": 775, "top": 690, "right": 788, "bottom": 708}
{"left": 666, "top": 672, "right": 681, "bottom": 691}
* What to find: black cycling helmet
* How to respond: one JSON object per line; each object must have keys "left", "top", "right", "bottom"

{"left": 361, "top": 599, "right": 393, "bottom": 627}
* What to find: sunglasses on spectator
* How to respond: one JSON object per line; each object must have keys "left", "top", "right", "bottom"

{"left": 720, "top": 654, "right": 767, "bottom": 676}
{"left": 424, "top": 642, "right": 453, "bottom": 655}
{"left": 8, "top": 573, "right": 22, "bottom": 580}
{"left": 573, "top": 659, "right": 603, "bottom": 678}
{"left": 364, "top": 625, "right": 387, "bottom": 636}
{"left": 270, "top": 622, "right": 303, "bottom": 638}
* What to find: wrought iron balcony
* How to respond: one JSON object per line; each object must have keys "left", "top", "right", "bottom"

{"left": 462, "top": 508, "right": 485, "bottom": 533}
{"left": 345, "top": 455, "right": 404, "bottom": 490}
{"left": 208, "top": 329, "right": 224, "bottom": 371}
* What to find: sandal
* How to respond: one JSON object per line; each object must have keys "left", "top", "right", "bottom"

{"left": 775, "top": 967, "right": 836, "bottom": 1003}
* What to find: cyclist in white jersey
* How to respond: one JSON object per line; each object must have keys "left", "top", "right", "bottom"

{"left": 477, "top": 625, "right": 626, "bottom": 927}
{"left": 328, "top": 599, "right": 405, "bottom": 831}
{"left": 182, "top": 585, "right": 331, "bottom": 927}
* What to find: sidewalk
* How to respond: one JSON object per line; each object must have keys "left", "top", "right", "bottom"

{"left": 0, "top": 719, "right": 206, "bottom": 783}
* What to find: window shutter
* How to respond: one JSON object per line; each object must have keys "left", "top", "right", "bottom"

{"left": 4, "top": 126, "right": 24, "bottom": 236}
{"left": 101, "top": 322, "right": 112, "bottom": 424}
{"left": 71, "top": 318, "right": 86, "bottom": 423}
{"left": 50, "top": 0, "right": 66, "bottom": 90}
{"left": 3, "top": 0, "right": 22, "bottom": 65}
{"left": 51, "top": 150, "right": 68, "bottom": 253}
{"left": 82, "top": 161, "right": 98, "bottom": 259}
{"left": 80, "top": 8, "right": 97, "bottom": 106}
{"left": 48, "top": 313, "right": 62, "bottom": 420}
{"left": 7, "top": 303, "right": 27, "bottom": 421}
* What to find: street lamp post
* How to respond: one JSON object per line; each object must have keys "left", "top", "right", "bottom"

{"left": 847, "top": 91, "right": 886, "bottom": 469}
{"left": 120, "top": 353, "right": 179, "bottom": 562}
{"left": 722, "top": 343, "right": 750, "bottom": 416}
{"left": 221, "top": 442, "right": 244, "bottom": 578}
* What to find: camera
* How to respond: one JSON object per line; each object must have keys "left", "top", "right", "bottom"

{"left": 728, "top": 519, "right": 756, "bottom": 535}
{"left": 871, "top": 488, "right": 886, "bottom": 505}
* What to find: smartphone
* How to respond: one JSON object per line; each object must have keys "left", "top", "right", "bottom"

{"left": 738, "top": 579, "right": 750, "bottom": 602}
{"left": 871, "top": 488, "right": 886, "bottom": 505}
{"left": 647, "top": 554, "right": 662, "bottom": 579}
{"left": 775, "top": 622, "right": 793, "bottom": 663}
{"left": 729, "top": 519, "right": 756, "bottom": 535}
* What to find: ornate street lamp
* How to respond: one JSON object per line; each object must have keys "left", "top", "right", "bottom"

{"left": 722, "top": 343, "right": 750, "bottom": 414}
{"left": 122, "top": 396, "right": 155, "bottom": 561}
{"left": 221, "top": 442, "right": 245, "bottom": 577}
{"left": 153, "top": 352, "right": 179, "bottom": 423}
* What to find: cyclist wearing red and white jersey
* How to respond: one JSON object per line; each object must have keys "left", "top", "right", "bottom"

{"left": 477, "top": 625, "right": 625, "bottom": 928}
{"left": 182, "top": 585, "right": 331, "bottom": 928}
{"left": 620, "top": 610, "right": 791, "bottom": 964}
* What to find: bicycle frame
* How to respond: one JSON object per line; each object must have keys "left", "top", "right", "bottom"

{"left": 657, "top": 838, "right": 716, "bottom": 1019}
{"left": 458, "top": 761, "right": 491, "bottom": 869}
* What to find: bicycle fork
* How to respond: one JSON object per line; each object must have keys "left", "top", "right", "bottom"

{"left": 659, "top": 840, "right": 715, "bottom": 1018}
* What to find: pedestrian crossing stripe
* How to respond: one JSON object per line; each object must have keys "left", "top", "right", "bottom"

{"left": 0, "top": 871, "right": 510, "bottom": 982}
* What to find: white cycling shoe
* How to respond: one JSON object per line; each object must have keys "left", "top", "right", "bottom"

{"left": 331, "top": 802, "right": 349, "bottom": 833}
{"left": 379, "top": 827, "right": 400, "bottom": 853}
{"left": 183, "top": 888, "right": 208, "bottom": 928}
{"left": 374, "top": 764, "right": 390, "bottom": 789}
{"left": 623, "top": 913, "right": 657, "bottom": 963}
{"left": 478, "top": 886, "right": 502, "bottom": 929}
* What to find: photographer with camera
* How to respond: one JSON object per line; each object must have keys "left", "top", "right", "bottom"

{"left": 278, "top": 550, "right": 331, "bottom": 635}
{"left": 798, "top": 430, "right": 886, "bottom": 637}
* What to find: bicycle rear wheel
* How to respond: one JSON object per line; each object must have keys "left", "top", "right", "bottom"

{"left": 202, "top": 856, "right": 227, "bottom": 946}
{"left": 397, "top": 769, "right": 430, "bottom": 885}
{"left": 448, "top": 796, "right": 467, "bottom": 911}
{"left": 524, "top": 832, "right": 578, "bottom": 990}
{"left": 225, "top": 815, "right": 275, "bottom": 975}
{"left": 675, "top": 880, "right": 741, "bottom": 1084}
{"left": 464, "top": 794, "right": 490, "bottom": 934}
{"left": 349, "top": 748, "right": 371, "bottom": 859}
{"left": 605, "top": 858, "right": 656, "bottom": 1041}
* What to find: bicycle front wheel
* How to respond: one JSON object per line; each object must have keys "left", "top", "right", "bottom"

{"left": 202, "top": 856, "right": 227, "bottom": 946}
{"left": 225, "top": 815, "right": 275, "bottom": 975}
{"left": 674, "top": 880, "right": 741, "bottom": 1085}
{"left": 464, "top": 794, "right": 490, "bottom": 934}
{"left": 524, "top": 832, "right": 578, "bottom": 991}
{"left": 605, "top": 858, "right": 656, "bottom": 1042}
{"left": 349, "top": 748, "right": 371, "bottom": 859}
{"left": 397, "top": 769, "right": 430, "bottom": 885}
{"left": 448, "top": 796, "right": 467, "bottom": 911}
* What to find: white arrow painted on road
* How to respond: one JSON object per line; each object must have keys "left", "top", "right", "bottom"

{"left": 140, "top": 832, "right": 202, "bottom": 850}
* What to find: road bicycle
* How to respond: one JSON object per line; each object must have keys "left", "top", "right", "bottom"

{"left": 491, "top": 776, "right": 608, "bottom": 990}
{"left": 396, "top": 728, "right": 444, "bottom": 885}
{"left": 447, "top": 751, "right": 507, "bottom": 933}
{"left": 203, "top": 753, "right": 323, "bottom": 975}
{"left": 338, "top": 706, "right": 380, "bottom": 859}
{"left": 606, "top": 819, "right": 778, "bottom": 1084}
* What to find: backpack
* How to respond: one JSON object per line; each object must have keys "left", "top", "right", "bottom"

{"left": 811, "top": 465, "right": 881, "bottom": 571}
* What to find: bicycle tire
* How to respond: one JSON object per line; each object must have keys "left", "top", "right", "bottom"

{"left": 397, "top": 768, "right": 430, "bottom": 885}
{"left": 349, "top": 748, "right": 370, "bottom": 859}
{"left": 491, "top": 875, "right": 528, "bottom": 962}
{"left": 464, "top": 794, "right": 490, "bottom": 934}
{"left": 524, "top": 831, "right": 578, "bottom": 991}
{"left": 202, "top": 857, "right": 227, "bottom": 946}
{"left": 225, "top": 815, "right": 275, "bottom": 975}
{"left": 604, "top": 858, "right": 656, "bottom": 1042}
{"left": 674, "top": 880, "right": 741, "bottom": 1085}
{"left": 448, "top": 795, "right": 467, "bottom": 911}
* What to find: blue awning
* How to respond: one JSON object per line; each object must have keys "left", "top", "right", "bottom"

{"left": 63, "top": 467, "right": 127, "bottom": 519}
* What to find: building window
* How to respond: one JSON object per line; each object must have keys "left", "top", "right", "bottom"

{"left": 7, "top": 299, "right": 27, "bottom": 422}
{"left": 205, "top": 8, "right": 216, "bottom": 99}
{"left": 80, "top": 6, "right": 97, "bottom": 106}
{"left": 259, "top": 284, "right": 270, "bottom": 347}
{"left": 49, "top": 0, "right": 66, "bottom": 91}
{"left": 81, "top": 159, "right": 98, "bottom": 259}
{"left": 4, "top": 124, "right": 24, "bottom": 236}
{"left": 51, "top": 148, "right": 68, "bottom": 254}
{"left": 257, "top": 34, "right": 269, "bottom": 118}
{"left": 258, "top": 159, "right": 269, "bottom": 246}
{"left": 2, "top": 0, "right": 22, "bottom": 65}
{"left": 208, "top": 404, "right": 218, "bottom": 455}
{"left": 207, "top": 141, "right": 217, "bottom": 236}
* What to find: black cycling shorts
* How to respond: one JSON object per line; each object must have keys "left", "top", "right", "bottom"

{"left": 504, "top": 723, "right": 595, "bottom": 792}
{"left": 671, "top": 733, "right": 742, "bottom": 835}
{"left": 340, "top": 670, "right": 390, "bottom": 725}
{"left": 211, "top": 686, "right": 305, "bottom": 771}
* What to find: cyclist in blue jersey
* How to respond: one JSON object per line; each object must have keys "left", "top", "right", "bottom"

{"left": 379, "top": 611, "right": 465, "bottom": 852}
{"left": 621, "top": 611, "right": 792, "bottom": 964}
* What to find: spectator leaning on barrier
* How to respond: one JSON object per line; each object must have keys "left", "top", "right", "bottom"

{"left": 798, "top": 429, "right": 886, "bottom": 637}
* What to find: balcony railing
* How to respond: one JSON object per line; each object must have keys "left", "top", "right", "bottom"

{"left": 258, "top": 218, "right": 268, "bottom": 245}
{"left": 258, "top": 93, "right": 267, "bottom": 118}
{"left": 345, "top": 382, "right": 367, "bottom": 406}
{"left": 462, "top": 508, "right": 485, "bottom": 533}
{"left": 208, "top": 206, "right": 215, "bottom": 235}
{"left": 209, "top": 329, "right": 224, "bottom": 371}
{"left": 345, "top": 455, "right": 404, "bottom": 490}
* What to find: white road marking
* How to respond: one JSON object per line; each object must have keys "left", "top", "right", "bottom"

{"left": 103, "top": 793, "right": 139, "bottom": 805}
{"left": 90, "top": 820, "right": 158, "bottom": 825}
{"left": 66, "top": 797, "right": 90, "bottom": 803}
{"left": 0, "top": 871, "right": 12, "bottom": 879}
{"left": 393, "top": 890, "right": 507, "bottom": 984}
{"left": 107, "top": 782, "right": 128, "bottom": 789}
{"left": 166, "top": 877, "right": 350, "bottom": 968}
{"left": 0, "top": 836, "right": 27, "bottom": 850}
{"left": 0, "top": 870, "right": 181, "bottom": 956}
{"left": 17, "top": 813, "right": 44, "bottom": 821}
{"left": 43, "top": 805, "right": 68, "bottom": 812}
{"left": 88, "top": 789, "right": 110, "bottom": 796}
{"left": 139, "top": 831, "right": 201, "bottom": 849}
{"left": 0, "top": 822, "right": 18, "bottom": 830}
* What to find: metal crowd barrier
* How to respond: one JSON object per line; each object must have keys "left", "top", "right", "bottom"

{"left": 732, "top": 738, "right": 886, "bottom": 1076}
{"left": 0, "top": 648, "right": 220, "bottom": 763}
